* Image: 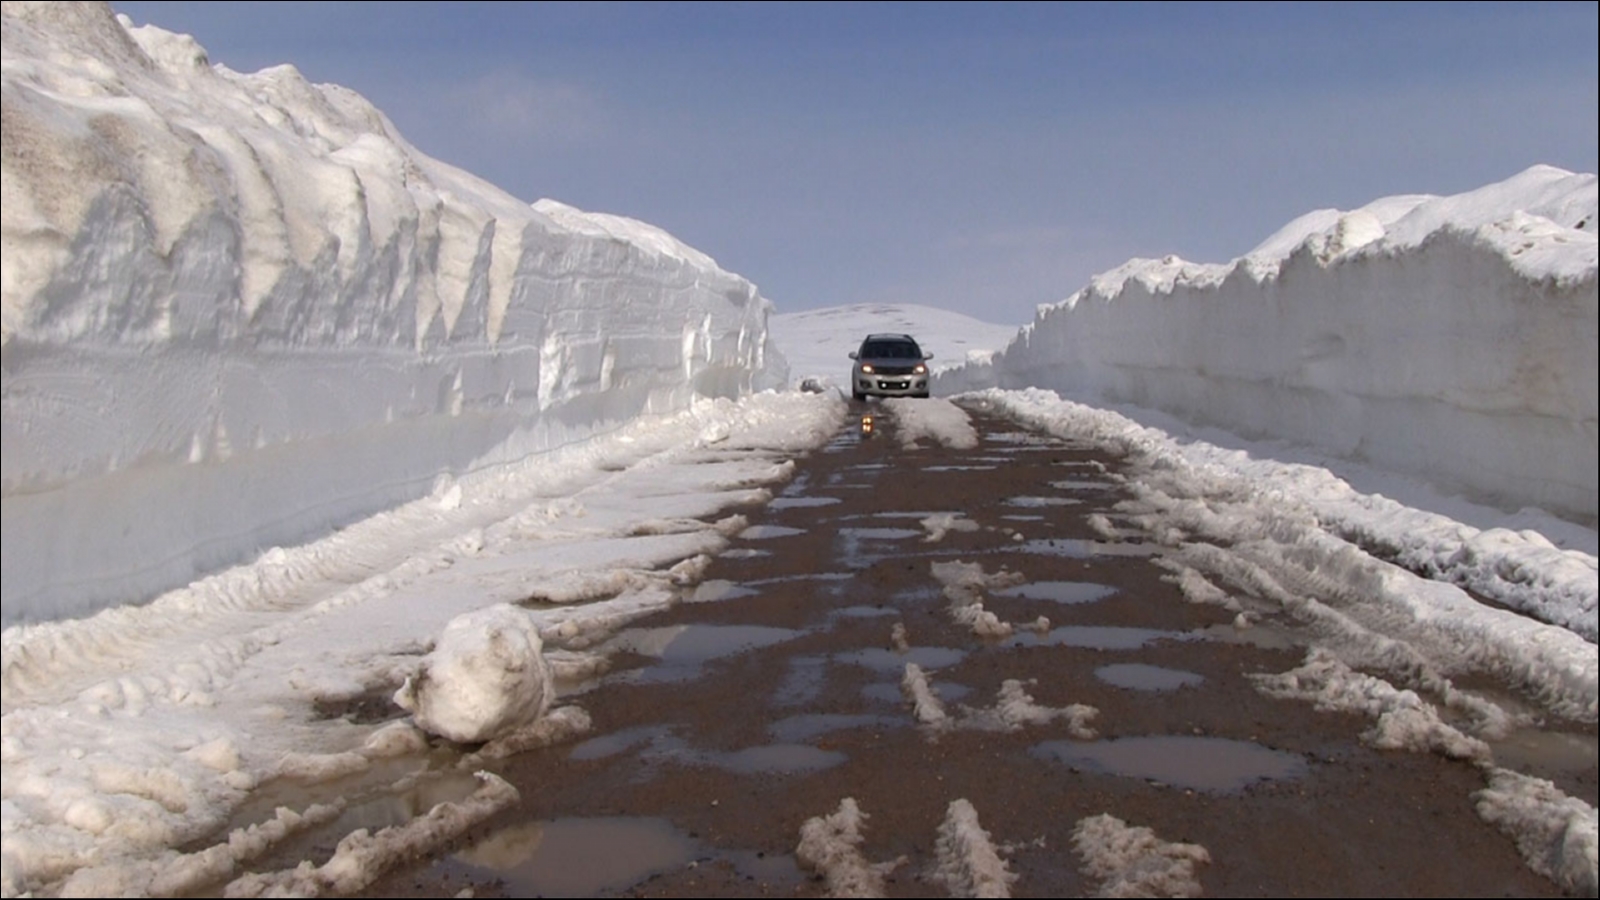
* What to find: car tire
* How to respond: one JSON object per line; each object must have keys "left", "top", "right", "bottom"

{"left": 915, "top": 391, "right": 929, "bottom": 399}
{"left": 853, "top": 389, "right": 865, "bottom": 402}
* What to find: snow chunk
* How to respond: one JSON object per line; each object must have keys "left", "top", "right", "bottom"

{"left": 1474, "top": 768, "right": 1599, "bottom": 897}
{"left": 795, "top": 798, "right": 905, "bottom": 898}
{"left": 934, "top": 799, "right": 1017, "bottom": 898}
{"left": 1072, "top": 813, "right": 1210, "bottom": 898}
{"left": 394, "top": 605, "right": 553, "bottom": 744}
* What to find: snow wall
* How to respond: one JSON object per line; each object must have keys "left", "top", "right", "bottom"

{"left": 0, "top": 3, "right": 786, "bottom": 627}
{"left": 937, "top": 166, "right": 1598, "bottom": 523}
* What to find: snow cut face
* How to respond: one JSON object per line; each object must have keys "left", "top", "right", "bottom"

{"left": 0, "top": 2, "right": 786, "bottom": 628}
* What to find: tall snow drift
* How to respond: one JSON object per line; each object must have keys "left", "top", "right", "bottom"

{"left": 0, "top": 2, "right": 786, "bottom": 626}
{"left": 938, "top": 166, "right": 1598, "bottom": 522}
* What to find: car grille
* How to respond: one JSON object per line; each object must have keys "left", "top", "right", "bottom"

{"left": 873, "top": 365, "right": 917, "bottom": 376}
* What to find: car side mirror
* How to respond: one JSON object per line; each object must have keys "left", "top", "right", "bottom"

{"left": 848, "top": 351, "right": 858, "bottom": 359}
{"left": 923, "top": 352, "right": 934, "bottom": 360}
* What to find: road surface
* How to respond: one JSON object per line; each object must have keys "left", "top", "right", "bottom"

{"left": 355, "top": 401, "right": 1590, "bottom": 898}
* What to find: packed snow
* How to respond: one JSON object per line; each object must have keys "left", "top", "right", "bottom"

{"left": 2, "top": 3, "right": 1597, "bottom": 897}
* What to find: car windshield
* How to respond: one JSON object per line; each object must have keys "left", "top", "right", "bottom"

{"left": 862, "top": 340, "right": 920, "bottom": 359}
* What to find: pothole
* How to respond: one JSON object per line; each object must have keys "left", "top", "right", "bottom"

{"left": 993, "top": 581, "right": 1118, "bottom": 605}
{"left": 1033, "top": 736, "right": 1308, "bottom": 792}
{"left": 446, "top": 816, "right": 698, "bottom": 896}
{"left": 606, "top": 624, "right": 802, "bottom": 684}
{"left": 1095, "top": 663, "right": 1205, "bottom": 691}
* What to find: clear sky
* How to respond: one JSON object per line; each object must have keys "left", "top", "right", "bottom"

{"left": 108, "top": 1, "right": 1598, "bottom": 325}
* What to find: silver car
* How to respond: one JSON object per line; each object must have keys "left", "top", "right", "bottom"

{"left": 849, "top": 333, "right": 932, "bottom": 401}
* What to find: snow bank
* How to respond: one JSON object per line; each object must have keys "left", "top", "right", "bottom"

{"left": 938, "top": 166, "right": 1598, "bottom": 521}
{"left": 1071, "top": 813, "right": 1210, "bottom": 898}
{"left": 0, "top": 2, "right": 786, "bottom": 627}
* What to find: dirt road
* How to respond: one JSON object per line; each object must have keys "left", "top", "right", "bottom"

{"left": 362, "top": 403, "right": 1584, "bottom": 897}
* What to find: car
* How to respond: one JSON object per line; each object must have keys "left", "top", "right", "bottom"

{"left": 848, "top": 333, "right": 932, "bottom": 401}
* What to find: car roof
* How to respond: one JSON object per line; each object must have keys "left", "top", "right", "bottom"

{"left": 863, "top": 333, "right": 918, "bottom": 342}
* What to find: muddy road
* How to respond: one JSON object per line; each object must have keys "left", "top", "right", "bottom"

{"left": 360, "top": 402, "right": 1585, "bottom": 898}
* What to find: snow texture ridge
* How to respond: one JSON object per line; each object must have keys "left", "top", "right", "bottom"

{"left": 938, "top": 165, "right": 1598, "bottom": 522}
{"left": 0, "top": 1, "right": 786, "bottom": 627}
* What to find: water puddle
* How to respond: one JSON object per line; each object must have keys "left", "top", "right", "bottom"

{"left": 1096, "top": 663, "right": 1205, "bottom": 691}
{"left": 719, "top": 548, "right": 771, "bottom": 559}
{"left": 780, "top": 473, "right": 813, "bottom": 496}
{"left": 924, "top": 465, "right": 998, "bottom": 472}
{"left": 739, "top": 525, "right": 806, "bottom": 540}
{"left": 1010, "top": 626, "right": 1189, "bottom": 650}
{"left": 1050, "top": 479, "right": 1115, "bottom": 491}
{"left": 1000, "top": 514, "right": 1046, "bottom": 522}
{"left": 769, "top": 496, "right": 842, "bottom": 509}
{"left": 450, "top": 816, "right": 697, "bottom": 896}
{"left": 768, "top": 713, "right": 904, "bottom": 743}
{"left": 831, "top": 605, "right": 901, "bottom": 619}
{"left": 1004, "top": 496, "right": 1082, "bottom": 508}
{"left": 993, "top": 581, "right": 1117, "bottom": 605}
{"left": 836, "top": 645, "right": 967, "bottom": 674}
{"left": 1189, "top": 622, "right": 1301, "bottom": 651}
{"left": 570, "top": 725, "right": 672, "bottom": 762}
{"left": 841, "top": 527, "right": 923, "bottom": 540}
{"left": 1033, "top": 736, "right": 1307, "bottom": 792}
{"left": 839, "top": 527, "right": 925, "bottom": 568}
{"left": 702, "top": 744, "right": 848, "bottom": 774}
{"left": 1488, "top": 729, "right": 1600, "bottom": 776}
{"left": 863, "top": 679, "right": 973, "bottom": 706}
{"left": 773, "top": 656, "right": 828, "bottom": 707}
{"left": 1015, "top": 538, "right": 1158, "bottom": 559}
{"left": 608, "top": 624, "right": 802, "bottom": 683}
{"left": 686, "top": 580, "right": 759, "bottom": 603}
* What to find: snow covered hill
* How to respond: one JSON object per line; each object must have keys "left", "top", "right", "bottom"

{"left": 938, "top": 166, "right": 1598, "bottom": 523}
{"left": 0, "top": 2, "right": 785, "bottom": 627}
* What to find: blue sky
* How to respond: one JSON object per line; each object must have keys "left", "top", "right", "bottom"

{"left": 110, "top": 1, "right": 1598, "bottom": 325}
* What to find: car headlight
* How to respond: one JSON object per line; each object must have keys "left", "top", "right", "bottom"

{"left": 914, "top": 364, "right": 926, "bottom": 375}
{"left": 860, "top": 364, "right": 875, "bottom": 374}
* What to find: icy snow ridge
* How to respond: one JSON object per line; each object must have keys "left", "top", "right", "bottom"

{"left": 0, "top": 3, "right": 786, "bottom": 626}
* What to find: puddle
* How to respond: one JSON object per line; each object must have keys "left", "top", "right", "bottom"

{"left": 836, "top": 645, "right": 967, "bottom": 674}
{"left": 687, "top": 580, "right": 759, "bottom": 603}
{"left": 739, "top": 525, "right": 806, "bottom": 540}
{"left": 863, "top": 679, "right": 973, "bottom": 706}
{"left": 750, "top": 572, "right": 855, "bottom": 587}
{"left": 924, "top": 465, "right": 998, "bottom": 472}
{"left": 570, "top": 725, "right": 672, "bottom": 761}
{"left": 1190, "top": 623, "right": 1301, "bottom": 651}
{"left": 769, "top": 496, "right": 842, "bottom": 509}
{"left": 1033, "top": 736, "right": 1308, "bottom": 792}
{"left": 1004, "top": 496, "right": 1082, "bottom": 508}
{"left": 702, "top": 744, "right": 848, "bottom": 774}
{"left": 719, "top": 548, "right": 771, "bottom": 559}
{"left": 993, "top": 581, "right": 1117, "bottom": 605}
{"left": 450, "top": 816, "right": 697, "bottom": 896}
{"left": 1488, "top": 729, "right": 1600, "bottom": 776}
{"left": 840, "top": 527, "right": 923, "bottom": 540}
{"left": 768, "top": 713, "right": 903, "bottom": 743}
{"left": 1015, "top": 539, "right": 1158, "bottom": 559}
{"left": 779, "top": 473, "right": 812, "bottom": 496}
{"left": 724, "top": 849, "right": 807, "bottom": 886}
{"left": 1050, "top": 479, "right": 1115, "bottom": 491}
{"left": 1096, "top": 664, "right": 1205, "bottom": 691}
{"left": 1010, "top": 626, "right": 1189, "bottom": 650}
{"left": 832, "top": 605, "right": 901, "bottom": 619}
{"left": 609, "top": 624, "right": 802, "bottom": 683}
{"left": 838, "top": 527, "right": 926, "bottom": 568}
{"left": 1000, "top": 514, "right": 1046, "bottom": 522}
{"left": 773, "top": 656, "right": 829, "bottom": 707}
